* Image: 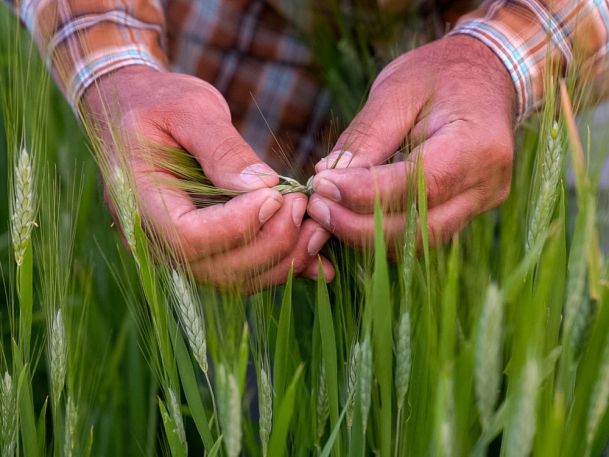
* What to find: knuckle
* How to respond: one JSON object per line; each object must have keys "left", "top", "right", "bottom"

{"left": 340, "top": 216, "right": 370, "bottom": 246}
{"left": 349, "top": 185, "right": 375, "bottom": 211}
{"left": 175, "top": 227, "right": 200, "bottom": 261}
{"left": 275, "top": 228, "right": 297, "bottom": 256}
{"left": 182, "top": 84, "right": 231, "bottom": 121}
{"left": 429, "top": 221, "right": 453, "bottom": 246}
{"left": 494, "top": 142, "right": 514, "bottom": 171}
{"left": 212, "top": 135, "right": 248, "bottom": 164}
{"left": 289, "top": 249, "right": 310, "bottom": 274}
{"left": 495, "top": 180, "right": 512, "bottom": 206}
{"left": 342, "top": 122, "right": 383, "bottom": 155}
{"left": 426, "top": 167, "right": 454, "bottom": 206}
{"left": 260, "top": 218, "right": 297, "bottom": 257}
{"left": 200, "top": 84, "right": 231, "bottom": 117}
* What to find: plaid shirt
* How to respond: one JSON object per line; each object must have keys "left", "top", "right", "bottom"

{"left": 6, "top": 0, "right": 609, "bottom": 171}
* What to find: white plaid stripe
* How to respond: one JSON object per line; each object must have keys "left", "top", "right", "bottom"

{"left": 452, "top": 0, "right": 609, "bottom": 122}
{"left": 68, "top": 45, "right": 165, "bottom": 104}
{"left": 46, "top": 10, "right": 165, "bottom": 67}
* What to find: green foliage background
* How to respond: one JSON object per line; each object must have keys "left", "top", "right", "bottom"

{"left": 3, "top": 4, "right": 609, "bottom": 457}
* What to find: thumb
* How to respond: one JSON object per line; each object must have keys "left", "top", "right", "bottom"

{"left": 316, "top": 76, "right": 422, "bottom": 172}
{"left": 170, "top": 102, "right": 279, "bottom": 191}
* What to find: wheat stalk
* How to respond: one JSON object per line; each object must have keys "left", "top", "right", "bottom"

{"left": 475, "top": 283, "right": 503, "bottom": 429}
{"left": 571, "top": 297, "right": 594, "bottom": 359}
{"left": 111, "top": 168, "right": 138, "bottom": 253}
{"left": 217, "top": 365, "right": 241, "bottom": 457}
{"left": 11, "top": 146, "right": 35, "bottom": 266}
{"left": 168, "top": 388, "right": 188, "bottom": 453}
{"left": 359, "top": 338, "right": 373, "bottom": 433}
{"left": 526, "top": 121, "right": 563, "bottom": 252}
{"left": 50, "top": 309, "right": 67, "bottom": 406}
{"left": 148, "top": 146, "right": 313, "bottom": 204}
{"left": 438, "top": 377, "right": 456, "bottom": 457}
{"left": 586, "top": 332, "right": 609, "bottom": 449}
{"left": 346, "top": 342, "right": 360, "bottom": 428}
{"left": 395, "top": 311, "right": 412, "bottom": 410}
{"left": 171, "top": 269, "right": 208, "bottom": 375}
{"left": 226, "top": 373, "right": 242, "bottom": 457}
{"left": 505, "top": 358, "right": 539, "bottom": 457}
{"left": 63, "top": 395, "right": 78, "bottom": 457}
{"left": 259, "top": 367, "right": 273, "bottom": 457}
{"left": 1, "top": 371, "right": 17, "bottom": 457}
{"left": 317, "top": 364, "right": 329, "bottom": 441}
{"left": 402, "top": 201, "right": 418, "bottom": 296}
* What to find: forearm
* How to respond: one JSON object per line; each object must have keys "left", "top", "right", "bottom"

{"left": 449, "top": 0, "right": 609, "bottom": 122}
{"left": 6, "top": 0, "right": 168, "bottom": 109}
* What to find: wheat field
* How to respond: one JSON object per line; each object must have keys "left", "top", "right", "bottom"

{"left": 2, "top": 5, "right": 609, "bottom": 457}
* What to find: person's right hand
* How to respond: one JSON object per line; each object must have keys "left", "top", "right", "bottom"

{"left": 83, "top": 65, "right": 333, "bottom": 291}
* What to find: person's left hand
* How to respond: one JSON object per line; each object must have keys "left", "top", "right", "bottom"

{"left": 307, "top": 35, "right": 516, "bottom": 250}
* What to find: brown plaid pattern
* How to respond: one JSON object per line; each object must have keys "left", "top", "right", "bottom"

{"left": 163, "top": 0, "right": 332, "bottom": 172}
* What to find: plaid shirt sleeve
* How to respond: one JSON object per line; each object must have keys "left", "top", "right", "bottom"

{"left": 450, "top": 0, "right": 609, "bottom": 122}
{"left": 7, "top": 0, "right": 168, "bottom": 107}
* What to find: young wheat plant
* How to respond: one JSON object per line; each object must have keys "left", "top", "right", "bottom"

{"left": 171, "top": 269, "right": 208, "bottom": 375}
{"left": 11, "top": 146, "right": 35, "bottom": 266}
{"left": 1, "top": 371, "right": 17, "bottom": 457}
{"left": 50, "top": 308, "right": 67, "bottom": 407}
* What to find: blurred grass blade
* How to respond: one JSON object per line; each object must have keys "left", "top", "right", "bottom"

{"left": 370, "top": 199, "right": 393, "bottom": 457}
{"left": 274, "top": 271, "right": 294, "bottom": 401}
{"left": 320, "top": 390, "right": 354, "bottom": 457}
{"left": 13, "top": 342, "right": 39, "bottom": 457}
{"left": 159, "top": 398, "right": 187, "bottom": 457}
{"left": 171, "top": 319, "right": 215, "bottom": 450}
{"left": 316, "top": 261, "right": 341, "bottom": 456}
{"left": 267, "top": 364, "right": 303, "bottom": 457}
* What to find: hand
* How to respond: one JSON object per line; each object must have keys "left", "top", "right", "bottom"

{"left": 307, "top": 35, "right": 516, "bottom": 250}
{"left": 83, "top": 65, "right": 333, "bottom": 291}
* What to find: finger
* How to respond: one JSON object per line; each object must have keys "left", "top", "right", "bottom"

{"left": 307, "top": 194, "right": 407, "bottom": 248}
{"left": 190, "top": 194, "right": 308, "bottom": 284}
{"left": 315, "top": 80, "right": 423, "bottom": 172}
{"left": 308, "top": 188, "right": 487, "bottom": 250}
{"left": 425, "top": 187, "right": 487, "bottom": 247}
{"left": 312, "top": 125, "right": 482, "bottom": 213}
{"left": 312, "top": 163, "right": 414, "bottom": 214}
{"left": 168, "top": 101, "right": 279, "bottom": 191}
{"left": 242, "top": 222, "right": 334, "bottom": 293}
{"left": 300, "top": 256, "right": 335, "bottom": 281}
{"left": 133, "top": 169, "right": 283, "bottom": 259}
{"left": 242, "top": 256, "right": 335, "bottom": 295}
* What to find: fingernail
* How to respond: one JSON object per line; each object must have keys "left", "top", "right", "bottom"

{"left": 259, "top": 195, "right": 282, "bottom": 224}
{"left": 291, "top": 197, "right": 307, "bottom": 227}
{"left": 319, "top": 150, "right": 353, "bottom": 169}
{"left": 241, "top": 163, "right": 277, "bottom": 186}
{"left": 309, "top": 198, "right": 331, "bottom": 228}
{"left": 314, "top": 177, "right": 341, "bottom": 202}
{"left": 307, "top": 229, "right": 329, "bottom": 256}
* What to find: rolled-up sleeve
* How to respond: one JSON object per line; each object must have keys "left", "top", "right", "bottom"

{"left": 449, "top": 0, "right": 609, "bottom": 122}
{"left": 9, "top": 0, "right": 169, "bottom": 107}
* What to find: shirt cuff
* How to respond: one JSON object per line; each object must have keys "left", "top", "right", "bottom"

{"left": 448, "top": 0, "right": 575, "bottom": 124}
{"left": 40, "top": 16, "right": 168, "bottom": 108}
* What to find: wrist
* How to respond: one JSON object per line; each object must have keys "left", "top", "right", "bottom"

{"left": 444, "top": 35, "right": 517, "bottom": 125}
{"left": 81, "top": 64, "right": 162, "bottom": 116}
